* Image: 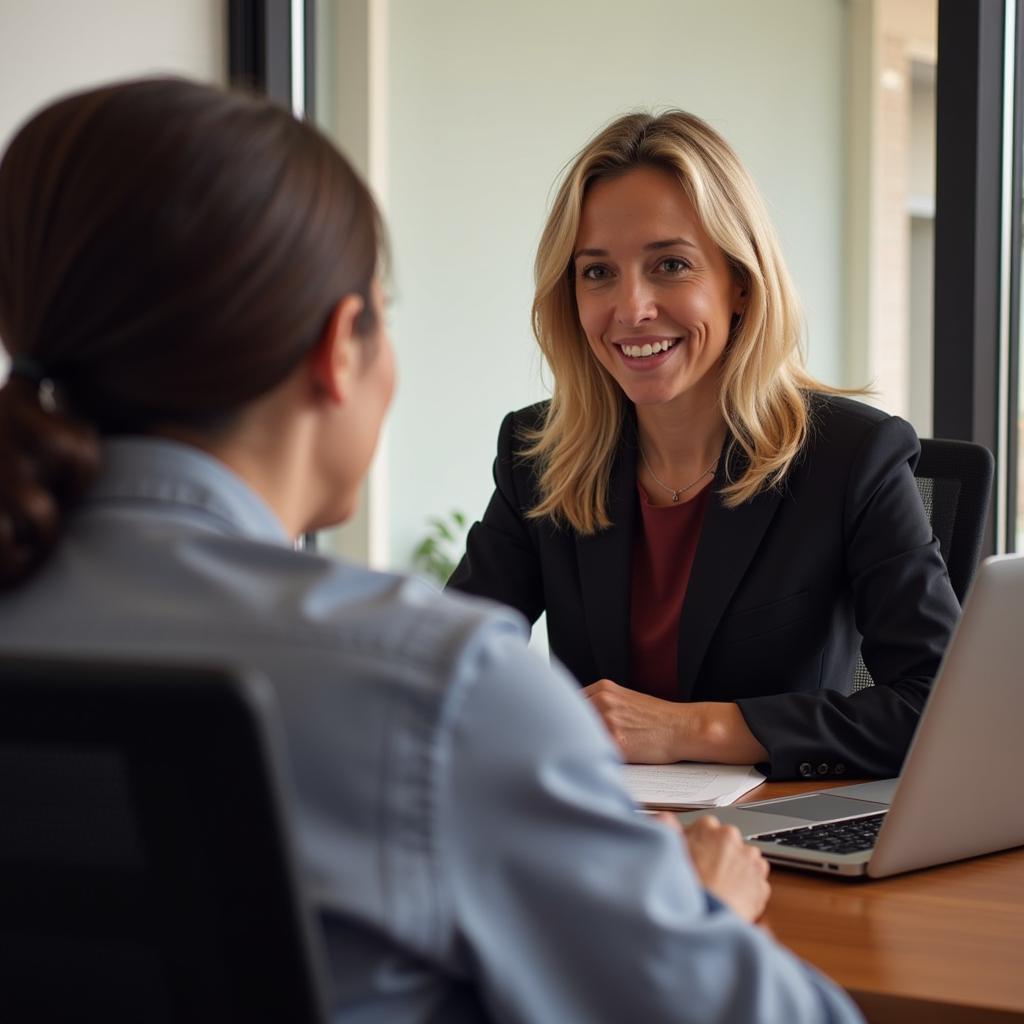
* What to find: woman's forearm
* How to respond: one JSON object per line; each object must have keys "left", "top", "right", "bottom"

{"left": 674, "top": 701, "right": 769, "bottom": 764}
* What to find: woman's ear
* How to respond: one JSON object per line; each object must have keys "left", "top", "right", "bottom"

{"left": 309, "top": 294, "right": 366, "bottom": 404}
{"left": 728, "top": 272, "right": 749, "bottom": 338}
{"left": 732, "top": 273, "right": 749, "bottom": 317}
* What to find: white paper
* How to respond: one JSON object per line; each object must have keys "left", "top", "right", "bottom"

{"left": 621, "top": 762, "right": 765, "bottom": 809}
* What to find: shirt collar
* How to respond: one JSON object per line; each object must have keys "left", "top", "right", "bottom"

{"left": 87, "top": 436, "right": 291, "bottom": 545}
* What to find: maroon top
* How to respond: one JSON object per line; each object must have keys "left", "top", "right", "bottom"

{"left": 629, "top": 480, "right": 711, "bottom": 700}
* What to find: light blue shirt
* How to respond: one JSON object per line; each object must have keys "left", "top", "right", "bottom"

{"left": 0, "top": 437, "right": 862, "bottom": 1023}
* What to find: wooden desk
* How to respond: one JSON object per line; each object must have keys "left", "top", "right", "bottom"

{"left": 741, "top": 781, "right": 1024, "bottom": 1023}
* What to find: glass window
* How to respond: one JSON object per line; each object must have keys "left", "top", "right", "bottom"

{"left": 312, "top": 0, "right": 938, "bottom": 571}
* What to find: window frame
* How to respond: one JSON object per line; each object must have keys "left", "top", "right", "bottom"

{"left": 228, "top": 0, "right": 316, "bottom": 118}
{"left": 934, "top": 0, "right": 1024, "bottom": 554}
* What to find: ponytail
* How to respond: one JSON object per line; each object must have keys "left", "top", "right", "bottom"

{"left": 0, "top": 367, "right": 98, "bottom": 587}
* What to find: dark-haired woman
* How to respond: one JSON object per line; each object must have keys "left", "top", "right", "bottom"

{"left": 0, "top": 80, "right": 860, "bottom": 1023}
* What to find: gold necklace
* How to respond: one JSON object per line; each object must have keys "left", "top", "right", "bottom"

{"left": 638, "top": 444, "right": 717, "bottom": 503}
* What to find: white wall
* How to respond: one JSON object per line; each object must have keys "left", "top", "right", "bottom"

{"left": 383, "top": 0, "right": 848, "bottom": 568}
{"left": 0, "top": 0, "right": 226, "bottom": 374}
{"left": 0, "top": 0, "right": 226, "bottom": 150}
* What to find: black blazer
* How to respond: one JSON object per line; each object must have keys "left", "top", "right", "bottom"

{"left": 449, "top": 395, "right": 961, "bottom": 780}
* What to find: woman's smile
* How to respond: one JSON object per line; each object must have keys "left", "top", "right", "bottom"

{"left": 612, "top": 334, "right": 682, "bottom": 369}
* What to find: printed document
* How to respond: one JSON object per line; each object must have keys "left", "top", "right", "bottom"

{"left": 621, "top": 763, "right": 765, "bottom": 809}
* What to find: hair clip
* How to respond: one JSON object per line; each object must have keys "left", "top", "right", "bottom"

{"left": 9, "top": 354, "right": 57, "bottom": 412}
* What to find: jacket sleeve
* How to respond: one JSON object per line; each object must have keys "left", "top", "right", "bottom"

{"left": 736, "top": 415, "right": 961, "bottom": 779}
{"left": 446, "top": 409, "right": 546, "bottom": 626}
{"left": 437, "top": 623, "right": 863, "bottom": 1024}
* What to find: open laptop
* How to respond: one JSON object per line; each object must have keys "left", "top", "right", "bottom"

{"left": 679, "top": 553, "right": 1024, "bottom": 878}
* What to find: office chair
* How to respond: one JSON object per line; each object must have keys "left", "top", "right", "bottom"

{"left": 0, "top": 657, "right": 329, "bottom": 1024}
{"left": 852, "top": 436, "right": 995, "bottom": 691}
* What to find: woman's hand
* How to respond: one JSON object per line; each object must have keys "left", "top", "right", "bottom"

{"left": 676, "top": 813, "right": 771, "bottom": 922}
{"left": 582, "top": 679, "right": 770, "bottom": 765}
{"left": 582, "top": 679, "right": 690, "bottom": 762}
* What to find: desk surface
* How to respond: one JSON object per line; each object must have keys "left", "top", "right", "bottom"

{"left": 738, "top": 781, "right": 1024, "bottom": 1024}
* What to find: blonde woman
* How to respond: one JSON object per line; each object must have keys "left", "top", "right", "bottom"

{"left": 449, "top": 111, "right": 959, "bottom": 781}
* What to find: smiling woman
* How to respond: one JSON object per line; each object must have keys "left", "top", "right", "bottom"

{"left": 449, "top": 110, "right": 962, "bottom": 782}
{"left": 525, "top": 112, "right": 826, "bottom": 532}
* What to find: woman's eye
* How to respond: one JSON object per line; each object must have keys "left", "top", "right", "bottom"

{"left": 581, "top": 264, "right": 610, "bottom": 282}
{"left": 659, "top": 257, "right": 690, "bottom": 274}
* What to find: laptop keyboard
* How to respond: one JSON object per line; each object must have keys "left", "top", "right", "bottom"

{"left": 750, "top": 811, "right": 887, "bottom": 855}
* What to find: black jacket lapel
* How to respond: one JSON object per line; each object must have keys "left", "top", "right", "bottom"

{"left": 575, "top": 431, "right": 637, "bottom": 687}
{"left": 676, "top": 446, "right": 785, "bottom": 700}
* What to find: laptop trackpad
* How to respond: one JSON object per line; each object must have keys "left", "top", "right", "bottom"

{"left": 743, "top": 794, "right": 887, "bottom": 822}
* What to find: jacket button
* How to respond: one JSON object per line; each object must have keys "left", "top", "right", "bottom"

{"left": 835, "top": 762, "right": 847, "bottom": 775}
{"left": 799, "top": 762, "right": 813, "bottom": 777}
{"left": 817, "top": 763, "right": 830, "bottom": 775}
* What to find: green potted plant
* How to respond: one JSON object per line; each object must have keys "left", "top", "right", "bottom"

{"left": 411, "top": 509, "right": 468, "bottom": 586}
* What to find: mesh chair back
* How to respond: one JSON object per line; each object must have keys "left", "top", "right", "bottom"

{"left": 851, "top": 437, "right": 994, "bottom": 692}
{"left": 0, "top": 658, "right": 328, "bottom": 1024}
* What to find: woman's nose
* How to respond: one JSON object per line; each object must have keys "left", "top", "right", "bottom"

{"left": 615, "top": 276, "right": 657, "bottom": 326}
